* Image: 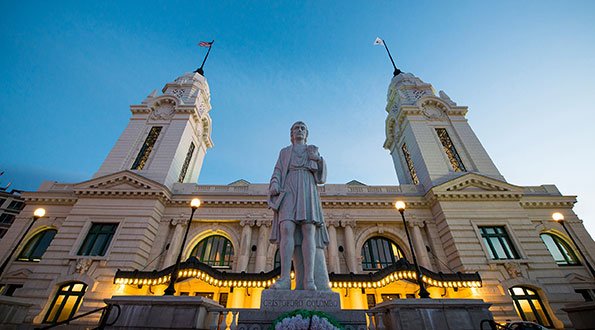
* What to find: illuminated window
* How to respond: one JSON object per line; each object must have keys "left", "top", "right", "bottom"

{"left": 43, "top": 282, "right": 87, "bottom": 324}
{"left": 435, "top": 128, "right": 466, "bottom": 172}
{"left": 131, "top": 126, "right": 162, "bottom": 170}
{"left": 540, "top": 233, "right": 580, "bottom": 266}
{"left": 18, "top": 229, "right": 57, "bottom": 262}
{"left": 361, "top": 237, "right": 405, "bottom": 270}
{"left": 178, "top": 142, "right": 196, "bottom": 183}
{"left": 509, "top": 286, "right": 553, "bottom": 327}
{"left": 401, "top": 143, "right": 419, "bottom": 185}
{"left": 479, "top": 226, "right": 519, "bottom": 260}
{"left": 77, "top": 223, "right": 118, "bottom": 256}
{"left": 381, "top": 293, "right": 401, "bottom": 301}
{"left": 190, "top": 235, "right": 234, "bottom": 268}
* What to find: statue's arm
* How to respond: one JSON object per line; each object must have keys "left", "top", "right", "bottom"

{"left": 269, "top": 151, "right": 283, "bottom": 196}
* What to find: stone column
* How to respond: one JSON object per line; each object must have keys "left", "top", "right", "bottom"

{"left": 411, "top": 221, "right": 431, "bottom": 270}
{"left": 163, "top": 216, "right": 186, "bottom": 268}
{"left": 326, "top": 220, "right": 340, "bottom": 274}
{"left": 254, "top": 219, "right": 271, "bottom": 272}
{"left": 236, "top": 219, "right": 254, "bottom": 272}
{"left": 342, "top": 219, "right": 358, "bottom": 273}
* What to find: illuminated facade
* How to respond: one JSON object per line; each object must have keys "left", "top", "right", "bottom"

{"left": 0, "top": 71, "right": 594, "bottom": 329}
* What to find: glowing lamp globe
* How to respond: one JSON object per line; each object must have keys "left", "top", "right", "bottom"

{"left": 395, "top": 201, "right": 406, "bottom": 211}
{"left": 33, "top": 208, "right": 46, "bottom": 218}
{"left": 552, "top": 212, "right": 564, "bottom": 222}
{"left": 190, "top": 198, "right": 201, "bottom": 209}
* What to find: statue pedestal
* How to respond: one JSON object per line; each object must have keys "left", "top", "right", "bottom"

{"left": 237, "top": 289, "right": 367, "bottom": 330}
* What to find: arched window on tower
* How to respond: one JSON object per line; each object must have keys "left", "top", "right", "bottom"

{"left": 509, "top": 286, "right": 553, "bottom": 327}
{"left": 190, "top": 235, "right": 234, "bottom": 268}
{"left": 540, "top": 233, "right": 580, "bottom": 266}
{"left": 361, "top": 237, "right": 405, "bottom": 271}
{"left": 43, "top": 282, "right": 87, "bottom": 324}
{"left": 17, "top": 229, "right": 57, "bottom": 262}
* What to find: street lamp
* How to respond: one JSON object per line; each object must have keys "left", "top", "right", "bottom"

{"left": 0, "top": 208, "right": 46, "bottom": 277}
{"left": 164, "top": 198, "right": 201, "bottom": 296}
{"left": 552, "top": 212, "right": 595, "bottom": 278}
{"left": 395, "top": 201, "right": 430, "bottom": 298}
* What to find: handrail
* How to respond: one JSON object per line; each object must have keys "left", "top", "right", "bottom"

{"left": 35, "top": 303, "right": 120, "bottom": 330}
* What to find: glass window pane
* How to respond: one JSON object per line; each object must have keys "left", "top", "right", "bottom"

{"left": 46, "top": 295, "right": 65, "bottom": 322}
{"left": 512, "top": 287, "right": 525, "bottom": 295}
{"left": 191, "top": 235, "right": 233, "bottom": 267}
{"left": 361, "top": 237, "right": 404, "bottom": 270}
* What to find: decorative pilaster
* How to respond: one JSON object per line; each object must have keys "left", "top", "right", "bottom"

{"left": 326, "top": 218, "right": 340, "bottom": 273}
{"left": 236, "top": 218, "right": 254, "bottom": 272}
{"left": 342, "top": 218, "right": 358, "bottom": 273}
{"left": 411, "top": 221, "right": 431, "bottom": 270}
{"left": 254, "top": 218, "right": 271, "bottom": 272}
{"left": 163, "top": 216, "right": 187, "bottom": 267}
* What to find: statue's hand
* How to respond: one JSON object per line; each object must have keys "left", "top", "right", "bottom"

{"left": 308, "top": 145, "right": 320, "bottom": 161}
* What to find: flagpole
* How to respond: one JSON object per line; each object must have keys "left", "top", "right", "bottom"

{"left": 195, "top": 40, "right": 215, "bottom": 75}
{"left": 381, "top": 39, "right": 401, "bottom": 76}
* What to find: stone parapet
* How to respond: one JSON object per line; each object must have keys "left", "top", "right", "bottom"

{"left": 372, "top": 298, "right": 493, "bottom": 330}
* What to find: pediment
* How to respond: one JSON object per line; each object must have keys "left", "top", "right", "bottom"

{"left": 3, "top": 268, "right": 32, "bottom": 279}
{"left": 74, "top": 171, "right": 166, "bottom": 191}
{"left": 229, "top": 179, "right": 250, "bottom": 186}
{"left": 433, "top": 173, "right": 523, "bottom": 193}
{"left": 565, "top": 272, "right": 592, "bottom": 283}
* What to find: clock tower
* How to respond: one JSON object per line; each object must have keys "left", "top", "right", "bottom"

{"left": 94, "top": 72, "right": 213, "bottom": 189}
{"left": 383, "top": 73, "right": 504, "bottom": 191}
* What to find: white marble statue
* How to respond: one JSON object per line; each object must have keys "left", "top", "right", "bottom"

{"left": 268, "top": 121, "right": 330, "bottom": 291}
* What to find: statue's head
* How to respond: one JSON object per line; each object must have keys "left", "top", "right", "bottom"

{"left": 290, "top": 121, "right": 308, "bottom": 144}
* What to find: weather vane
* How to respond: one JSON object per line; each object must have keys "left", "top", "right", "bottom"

{"left": 374, "top": 37, "right": 402, "bottom": 76}
{"left": 195, "top": 40, "right": 215, "bottom": 75}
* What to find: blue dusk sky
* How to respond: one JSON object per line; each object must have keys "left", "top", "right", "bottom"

{"left": 1, "top": 1, "right": 595, "bottom": 236}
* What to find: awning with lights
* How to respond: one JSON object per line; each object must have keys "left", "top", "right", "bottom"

{"left": 114, "top": 257, "right": 482, "bottom": 289}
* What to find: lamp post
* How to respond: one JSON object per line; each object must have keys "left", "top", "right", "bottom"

{"left": 395, "top": 201, "right": 430, "bottom": 298}
{"left": 164, "top": 198, "right": 201, "bottom": 296}
{"left": 552, "top": 212, "right": 595, "bottom": 278}
{"left": 0, "top": 208, "right": 46, "bottom": 277}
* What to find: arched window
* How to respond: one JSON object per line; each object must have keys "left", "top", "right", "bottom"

{"left": 190, "top": 235, "right": 234, "bottom": 268}
{"left": 509, "top": 286, "right": 553, "bottom": 327}
{"left": 361, "top": 237, "right": 405, "bottom": 271}
{"left": 43, "top": 282, "right": 87, "bottom": 324}
{"left": 540, "top": 233, "right": 580, "bottom": 266}
{"left": 274, "top": 249, "right": 281, "bottom": 269}
{"left": 17, "top": 229, "right": 57, "bottom": 262}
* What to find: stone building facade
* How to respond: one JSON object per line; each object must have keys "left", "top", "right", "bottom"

{"left": 0, "top": 71, "right": 593, "bottom": 329}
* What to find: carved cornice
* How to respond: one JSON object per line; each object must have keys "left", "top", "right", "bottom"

{"left": 23, "top": 196, "right": 77, "bottom": 205}
{"left": 167, "top": 199, "right": 429, "bottom": 209}
{"left": 520, "top": 200, "right": 576, "bottom": 209}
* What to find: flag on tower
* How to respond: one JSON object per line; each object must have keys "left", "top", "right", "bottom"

{"left": 374, "top": 37, "right": 384, "bottom": 46}
{"left": 198, "top": 41, "right": 213, "bottom": 47}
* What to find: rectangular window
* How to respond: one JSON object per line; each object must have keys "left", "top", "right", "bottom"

{"left": 381, "top": 293, "right": 401, "bottom": 302}
{"left": 7, "top": 201, "right": 25, "bottom": 211}
{"left": 366, "top": 294, "right": 376, "bottom": 308}
{"left": 435, "top": 128, "right": 466, "bottom": 172}
{"left": 0, "top": 213, "right": 16, "bottom": 224}
{"left": 77, "top": 223, "right": 118, "bottom": 256}
{"left": 131, "top": 126, "right": 162, "bottom": 170}
{"left": 401, "top": 143, "right": 420, "bottom": 185}
{"left": 218, "top": 292, "right": 229, "bottom": 308}
{"left": 178, "top": 142, "right": 196, "bottom": 183}
{"left": 479, "top": 226, "right": 520, "bottom": 260}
